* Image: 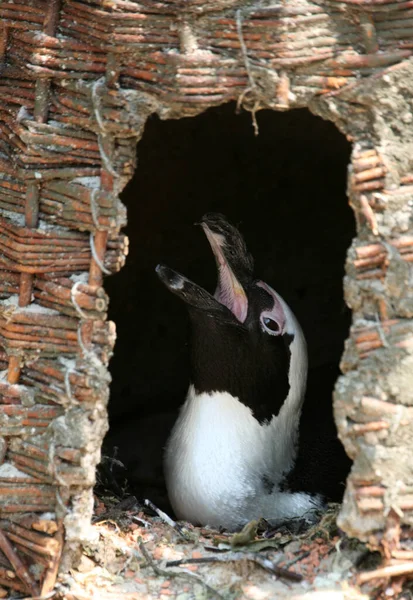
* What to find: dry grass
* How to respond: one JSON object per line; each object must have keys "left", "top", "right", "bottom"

{"left": 32, "top": 497, "right": 400, "bottom": 600}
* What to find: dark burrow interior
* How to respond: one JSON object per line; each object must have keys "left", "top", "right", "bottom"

{"left": 101, "top": 103, "right": 355, "bottom": 516}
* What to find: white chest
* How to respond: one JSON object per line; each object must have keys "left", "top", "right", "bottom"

{"left": 164, "top": 386, "right": 322, "bottom": 530}
{"left": 165, "top": 387, "right": 272, "bottom": 529}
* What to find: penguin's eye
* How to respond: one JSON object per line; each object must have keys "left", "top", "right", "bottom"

{"left": 262, "top": 317, "right": 281, "bottom": 335}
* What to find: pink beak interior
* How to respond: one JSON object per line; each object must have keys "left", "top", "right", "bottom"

{"left": 202, "top": 223, "right": 249, "bottom": 323}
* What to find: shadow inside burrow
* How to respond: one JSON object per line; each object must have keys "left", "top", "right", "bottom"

{"left": 99, "top": 103, "right": 355, "bottom": 517}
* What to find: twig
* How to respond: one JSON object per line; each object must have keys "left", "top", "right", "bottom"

{"left": 235, "top": 9, "right": 260, "bottom": 135}
{"left": 139, "top": 539, "right": 224, "bottom": 600}
{"left": 130, "top": 515, "right": 151, "bottom": 528}
{"left": 359, "top": 195, "right": 379, "bottom": 236}
{"left": 357, "top": 561, "right": 413, "bottom": 584}
{"left": 236, "top": 9, "right": 255, "bottom": 91}
{"left": 0, "top": 529, "right": 39, "bottom": 596}
{"left": 166, "top": 551, "right": 303, "bottom": 582}
{"left": 20, "top": 592, "right": 56, "bottom": 600}
{"left": 282, "top": 550, "right": 311, "bottom": 568}
{"left": 144, "top": 499, "right": 196, "bottom": 542}
{"left": 375, "top": 312, "right": 389, "bottom": 348}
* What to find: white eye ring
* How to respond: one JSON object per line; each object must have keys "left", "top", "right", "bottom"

{"left": 261, "top": 316, "right": 282, "bottom": 336}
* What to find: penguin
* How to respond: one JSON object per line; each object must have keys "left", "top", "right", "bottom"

{"left": 156, "top": 213, "right": 324, "bottom": 531}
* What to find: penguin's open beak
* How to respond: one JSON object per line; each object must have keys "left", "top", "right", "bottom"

{"left": 156, "top": 214, "right": 253, "bottom": 323}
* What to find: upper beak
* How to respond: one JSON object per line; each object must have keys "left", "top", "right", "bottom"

{"left": 156, "top": 214, "right": 253, "bottom": 324}
{"left": 200, "top": 213, "right": 253, "bottom": 323}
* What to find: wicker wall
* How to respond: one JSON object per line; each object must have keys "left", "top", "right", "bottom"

{"left": 0, "top": 0, "right": 412, "bottom": 593}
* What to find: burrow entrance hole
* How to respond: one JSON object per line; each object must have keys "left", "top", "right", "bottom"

{"left": 102, "top": 103, "right": 355, "bottom": 515}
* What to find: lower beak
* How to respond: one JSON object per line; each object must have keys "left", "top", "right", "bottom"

{"left": 155, "top": 263, "right": 234, "bottom": 318}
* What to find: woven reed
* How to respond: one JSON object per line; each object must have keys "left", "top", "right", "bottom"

{"left": 0, "top": 0, "right": 412, "bottom": 593}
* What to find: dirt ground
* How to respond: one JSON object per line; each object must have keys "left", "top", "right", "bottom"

{"left": 42, "top": 496, "right": 412, "bottom": 600}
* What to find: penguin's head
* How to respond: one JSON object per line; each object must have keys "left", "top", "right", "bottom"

{"left": 156, "top": 213, "right": 307, "bottom": 422}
